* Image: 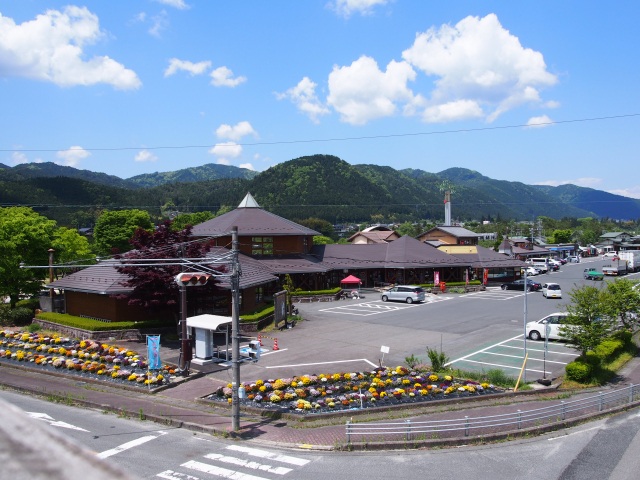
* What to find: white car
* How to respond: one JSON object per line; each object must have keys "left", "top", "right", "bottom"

{"left": 522, "top": 267, "right": 538, "bottom": 276}
{"left": 542, "top": 282, "right": 562, "bottom": 299}
{"left": 526, "top": 313, "right": 569, "bottom": 341}
{"left": 603, "top": 251, "right": 617, "bottom": 258}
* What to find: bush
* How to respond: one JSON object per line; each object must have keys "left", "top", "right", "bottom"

{"left": 16, "top": 298, "right": 41, "bottom": 312}
{"left": 427, "top": 347, "right": 449, "bottom": 372}
{"left": 0, "top": 306, "right": 34, "bottom": 327}
{"left": 594, "top": 339, "right": 624, "bottom": 362}
{"left": 565, "top": 360, "right": 593, "bottom": 383}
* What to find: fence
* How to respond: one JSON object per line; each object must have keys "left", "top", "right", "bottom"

{"left": 346, "top": 384, "right": 640, "bottom": 444}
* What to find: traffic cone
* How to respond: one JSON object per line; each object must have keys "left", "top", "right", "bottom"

{"left": 258, "top": 334, "right": 263, "bottom": 346}
{"left": 273, "top": 338, "right": 279, "bottom": 351}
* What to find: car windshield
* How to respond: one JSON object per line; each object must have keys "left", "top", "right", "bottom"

{"left": 548, "top": 285, "right": 560, "bottom": 290}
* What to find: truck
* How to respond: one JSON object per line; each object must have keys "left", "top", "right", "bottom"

{"left": 602, "top": 262, "right": 628, "bottom": 276}
{"left": 619, "top": 251, "right": 640, "bottom": 273}
{"left": 584, "top": 267, "right": 604, "bottom": 280}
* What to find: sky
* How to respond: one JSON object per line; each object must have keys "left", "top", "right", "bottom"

{"left": 1, "top": 1, "right": 639, "bottom": 198}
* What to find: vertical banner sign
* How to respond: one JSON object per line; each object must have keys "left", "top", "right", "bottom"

{"left": 465, "top": 269, "right": 469, "bottom": 285}
{"left": 434, "top": 271, "right": 440, "bottom": 286}
{"left": 483, "top": 268, "right": 489, "bottom": 285}
{"left": 147, "top": 335, "right": 161, "bottom": 370}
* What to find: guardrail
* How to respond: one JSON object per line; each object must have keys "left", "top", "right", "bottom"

{"left": 346, "top": 384, "right": 640, "bottom": 444}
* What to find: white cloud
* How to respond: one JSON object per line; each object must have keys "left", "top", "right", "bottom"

{"left": 148, "top": 10, "right": 169, "bottom": 37}
{"left": 216, "top": 158, "right": 231, "bottom": 166}
{"left": 277, "top": 77, "right": 330, "bottom": 123}
{"left": 164, "top": 58, "right": 212, "bottom": 77}
{"left": 239, "top": 163, "right": 255, "bottom": 170}
{"left": 402, "top": 13, "right": 557, "bottom": 123}
{"left": 526, "top": 115, "right": 553, "bottom": 128}
{"left": 134, "top": 150, "right": 158, "bottom": 162}
{"left": 11, "top": 151, "right": 30, "bottom": 165}
{"left": 327, "top": 55, "right": 417, "bottom": 125}
{"left": 330, "top": 0, "right": 390, "bottom": 18}
{"left": 208, "top": 142, "right": 242, "bottom": 158}
{"left": 422, "top": 99, "right": 483, "bottom": 123}
{"left": 608, "top": 187, "right": 640, "bottom": 199}
{"left": 56, "top": 146, "right": 90, "bottom": 167}
{"left": 0, "top": 6, "right": 141, "bottom": 89}
{"left": 155, "top": 0, "right": 190, "bottom": 10}
{"left": 535, "top": 177, "right": 603, "bottom": 188}
{"left": 215, "top": 121, "right": 257, "bottom": 141}
{"left": 210, "top": 66, "right": 246, "bottom": 87}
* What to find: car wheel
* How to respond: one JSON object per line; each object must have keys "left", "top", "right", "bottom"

{"left": 526, "top": 286, "right": 532, "bottom": 292}
{"left": 406, "top": 297, "right": 413, "bottom": 304}
{"left": 529, "top": 330, "right": 542, "bottom": 341}
{"left": 501, "top": 285, "right": 507, "bottom": 290}
{"left": 381, "top": 295, "right": 388, "bottom": 302}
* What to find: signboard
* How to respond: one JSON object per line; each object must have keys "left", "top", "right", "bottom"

{"left": 274, "top": 290, "right": 287, "bottom": 324}
{"left": 434, "top": 271, "right": 440, "bottom": 286}
{"left": 483, "top": 268, "right": 489, "bottom": 285}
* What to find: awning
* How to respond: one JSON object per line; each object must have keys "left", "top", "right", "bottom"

{"left": 340, "top": 275, "right": 362, "bottom": 284}
{"left": 186, "top": 314, "right": 232, "bottom": 331}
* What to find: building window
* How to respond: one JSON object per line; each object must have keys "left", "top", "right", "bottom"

{"left": 255, "top": 287, "right": 264, "bottom": 303}
{"left": 251, "top": 237, "right": 273, "bottom": 255}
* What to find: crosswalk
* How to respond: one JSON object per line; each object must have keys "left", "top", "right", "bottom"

{"left": 156, "top": 445, "right": 310, "bottom": 479}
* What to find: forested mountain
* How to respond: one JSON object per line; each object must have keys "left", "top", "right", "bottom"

{"left": 127, "top": 163, "right": 258, "bottom": 187}
{"left": 1, "top": 155, "right": 639, "bottom": 227}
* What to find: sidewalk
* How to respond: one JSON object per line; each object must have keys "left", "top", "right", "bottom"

{"left": 3, "top": 351, "right": 640, "bottom": 451}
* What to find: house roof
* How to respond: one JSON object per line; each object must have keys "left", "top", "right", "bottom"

{"left": 439, "top": 245, "right": 527, "bottom": 269}
{"left": 311, "top": 235, "right": 470, "bottom": 269}
{"left": 346, "top": 230, "right": 398, "bottom": 243}
{"left": 600, "top": 232, "right": 628, "bottom": 238}
{"left": 46, "top": 248, "right": 278, "bottom": 294}
{"left": 420, "top": 226, "right": 480, "bottom": 238}
{"left": 191, "top": 193, "right": 320, "bottom": 237}
{"left": 255, "top": 255, "right": 328, "bottom": 274}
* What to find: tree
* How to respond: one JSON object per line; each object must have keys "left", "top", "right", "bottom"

{"left": 312, "top": 235, "right": 334, "bottom": 245}
{"left": 94, "top": 209, "right": 153, "bottom": 255}
{"left": 550, "top": 229, "right": 572, "bottom": 244}
{"left": 114, "top": 221, "right": 223, "bottom": 315}
{"left": 602, "top": 279, "right": 640, "bottom": 331}
{"left": 171, "top": 211, "right": 214, "bottom": 232}
{"left": 298, "top": 217, "right": 334, "bottom": 237}
{"left": 51, "top": 227, "right": 92, "bottom": 266}
{"left": 560, "top": 285, "right": 616, "bottom": 355}
{"left": 0, "top": 207, "right": 57, "bottom": 307}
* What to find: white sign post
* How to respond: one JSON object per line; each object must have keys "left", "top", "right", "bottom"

{"left": 380, "top": 345, "right": 390, "bottom": 367}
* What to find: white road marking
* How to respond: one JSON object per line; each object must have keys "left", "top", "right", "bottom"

{"left": 498, "top": 344, "right": 580, "bottom": 357}
{"left": 97, "top": 432, "right": 167, "bottom": 459}
{"left": 445, "top": 335, "right": 522, "bottom": 366}
{"left": 204, "top": 453, "right": 292, "bottom": 475}
{"left": 157, "top": 471, "right": 201, "bottom": 479}
{"left": 182, "top": 460, "right": 268, "bottom": 479}
{"left": 226, "top": 445, "right": 311, "bottom": 466}
{"left": 483, "top": 351, "right": 569, "bottom": 365}
{"left": 454, "top": 358, "right": 548, "bottom": 374}
{"left": 26, "top": 412, "right": 90, "bottom": 432}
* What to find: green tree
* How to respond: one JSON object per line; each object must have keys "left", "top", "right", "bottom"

{"left": 560, "top": 285, "right": 616, "bottom": 355}
{"left": 298, "top": 217, "right": 334, "bottom": 237}
{"left": 0, "top": 207, "right": 57, "bottom": 307}
{"left": 312, "top": 235, "right": 334, "bottom": 245}
{"left": 94, "top": 209, "right": 153, "bottom": 255}
{"left": 51, "top": 227, "right": 93, "bottom": 266}
{"left": 171, "top": 211, "right": 214, "bottom": 231}
{"left": 550, "top": 229, "right": 573, "bottom": 243}
{"left": 602, "top": 279, "right": 640, "bottom": 331}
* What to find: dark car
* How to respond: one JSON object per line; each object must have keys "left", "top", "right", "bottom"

{"left": 500, "top": 279, "right": 542, "bottom": 291}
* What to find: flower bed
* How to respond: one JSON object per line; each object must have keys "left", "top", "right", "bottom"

{"left": 207, "top": 366, "right": 503, "bottom": 415}
{"left": 0, "top": 329, "right": 174, "bottom": 389}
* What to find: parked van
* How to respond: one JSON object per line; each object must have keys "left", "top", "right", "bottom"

{"left": 381, "top": 285, "right": 426, "bottom": 304}
{"left": 527, "top": 258, "right": 549, "bottom": 273}
{"left": 542, "top": 283, "right": 562, "bottom": 299}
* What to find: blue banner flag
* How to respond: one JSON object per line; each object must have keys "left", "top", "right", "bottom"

{"left": 147, "top": 335, "right": 161, "bottom": 370}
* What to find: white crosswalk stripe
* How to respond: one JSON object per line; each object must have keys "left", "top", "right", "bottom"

{"left": 156, "top": 445, "right": 310, "bottom": 479}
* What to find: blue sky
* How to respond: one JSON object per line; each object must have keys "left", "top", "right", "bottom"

{"left": 1, "top": 1, "right": 639, "bottom": 198}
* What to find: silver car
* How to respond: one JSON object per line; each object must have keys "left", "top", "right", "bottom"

{"left": 381, "top": 285, "right": 426, "bottom": 304}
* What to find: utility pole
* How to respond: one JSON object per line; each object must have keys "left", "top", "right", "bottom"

{"left": 231, "top": 226, "right": 241, "bottom": 431}
{"left": 48, "top": 249, "right": 55, "bottom": 301}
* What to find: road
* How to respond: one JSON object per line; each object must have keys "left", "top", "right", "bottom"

{"left": 2, "top": 389, "right": 640, "bottom": 480}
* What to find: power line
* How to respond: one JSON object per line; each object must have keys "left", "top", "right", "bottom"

{"left": 2, "top": 113, "right": 639, "bottom": 153}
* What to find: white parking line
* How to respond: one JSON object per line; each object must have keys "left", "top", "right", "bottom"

{"left": 483, "top": 351, "right": 569, "bottom": 365}
{"left": 455, "top": 358, "right": 548, "bottom": 374}
{"left": 265, "top": 358, "right": 378, "bottom": 369}
{"left": 445, "top": 335, "right": 523, "bottom": 366}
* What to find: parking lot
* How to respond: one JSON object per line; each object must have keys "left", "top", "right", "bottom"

{"left": 236, "top": 258, "right": 637, "bottom": 383}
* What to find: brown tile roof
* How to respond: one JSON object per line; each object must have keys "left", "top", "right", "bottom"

{"left": 256, "top": 255, "right": 329, "bottom": 274}
{"left": 311, "top": 235, "right": 470, "bottom": 269}
{"left": 191, "top": 207, "right": 320, "bottom": 237}
{"left": 47, "top": 249, "right": 278, "bottom": 294}
{"left": 439, "top": 245, "right": 527, "bottom": 269}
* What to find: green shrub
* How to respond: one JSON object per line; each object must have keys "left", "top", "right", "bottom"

{"left": 16, "top": 298, "right": 41, "bottom": 312}
{"left": 0, "top": 306, "right": 34, "bottom": 327}
{"left": 34, "top": 312, "right": 166, "bottom": 331}
{"left": 240, "top": 305, "right": 275, "bottom": 323}
{"left": 594, "top": 339, "right": 624, "bottom": 362}
{"left": 565, "top": 360, "right": 593, "bottom": 383}
{"left": 426, "top": 347, "right": 449, "bottom": 372}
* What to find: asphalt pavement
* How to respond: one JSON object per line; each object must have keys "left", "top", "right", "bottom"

{"left": 2, "top": 335, "right": 640, "bottom": 451}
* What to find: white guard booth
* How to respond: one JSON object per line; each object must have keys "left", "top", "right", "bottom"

{"left": 186, "top": 314, "right": 232, "bottom": 365}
